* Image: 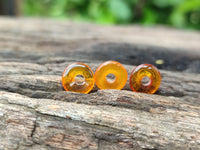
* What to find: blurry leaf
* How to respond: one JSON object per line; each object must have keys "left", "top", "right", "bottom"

{"left": 170, "top": 0, "right": 200, "bottom": 27}
{"left": 153, "top": 0, "right": 184, "bottom": 7}
{"left": 170, "top": 13, "right": 186, "bottom": 27}
{"left": 153, "top": 0, "right": 170, "bottom": 7}
{"left": 68, "top": 0, "right": 85, "bottom": 5}
{"left": 190, "top": 11, "right": 200, "bottom": 24}
{"left": 108, "top": 0, "right": 132, "bottom": 22}
{"left": 96, "top": 8, "right": 116, "bottom": 24}
{"left": 88, "top": 1, "right": 116, "bottom": 24}
{"left": 88, "top": 1, "right": 101, "bottom": 19}
{"left": 168, "top": 0, "right": 185, "bottom": 6}
{"left": 49, "top": 0, "right": 67, "bottom": 17}
{"left": 129, "top": 0, "right": 139, "bottom": 5}
{"left": 23, "top": 0, "right": 200, "bottom": 30}
{"left": 142, "top": 8, "right": 158, "bottom": 25}
{"left": 176, "top": 0, "right": 200, "bottom": 12}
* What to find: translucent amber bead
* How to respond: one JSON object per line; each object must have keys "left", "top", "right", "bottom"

{"left": 129, "top": 64, "right": 161, "bottom": 94}
{"left": 95, "top": 61, "right": 128, "bottom": 90}
{"left": 62, "top": 63, "right": 94, "bottom": 94}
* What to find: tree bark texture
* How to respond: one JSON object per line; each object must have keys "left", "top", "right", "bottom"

{"left": 0, "top": 17, "right": 200, "bottom": 150}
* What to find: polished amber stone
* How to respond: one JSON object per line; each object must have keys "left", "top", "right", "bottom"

{"left": 62, "top": 63, "right": 94, "bottom": 94}
{"left": 95, "top": 61, "right": 128, "bottom": 90}
{"left": 129, "top": 64, "right": 161, "bottom": 94}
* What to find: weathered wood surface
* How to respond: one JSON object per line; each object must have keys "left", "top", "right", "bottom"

{"left": 0, "top": 17, "right": 200, "bottom": 150}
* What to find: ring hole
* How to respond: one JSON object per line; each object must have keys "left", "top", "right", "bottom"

{"left": 141, "top": 76, "right": 151, "bottom": 86}
{"left": 106, "top": 73, "right": 116, "bottom": 83}
{"left": 74, "top": 75, "right": 85, "bottom": 85}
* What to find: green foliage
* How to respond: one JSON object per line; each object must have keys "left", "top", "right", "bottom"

{"left": 23, "top": 0, "right": 200, "bottom": 30}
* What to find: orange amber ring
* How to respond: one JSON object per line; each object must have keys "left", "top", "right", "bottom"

{"left": 95, "top": 61, "right": 128, "bottom": 90}
{"left": 62, "top": 63, "right": 95, "bottom": 94}
{"left": 129, "top": 64, "right": 161, "bottom": 94}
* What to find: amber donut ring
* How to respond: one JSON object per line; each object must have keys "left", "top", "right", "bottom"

{"left": 129, "top": 64, "right": 161, "bottom": 94}
{"left": 95, "top": 61, "right": 128, "bottom": 90}
{"left": 62, "top": 63, "right": 94, "bottom": 94}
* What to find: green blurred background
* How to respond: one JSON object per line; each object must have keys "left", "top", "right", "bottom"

{"left": 3, "top": 0, "right": 200, "bottom": 30}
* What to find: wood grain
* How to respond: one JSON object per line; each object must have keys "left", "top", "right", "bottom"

{"left": 0, "top": 17, "right": 200, "bottom": 150}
